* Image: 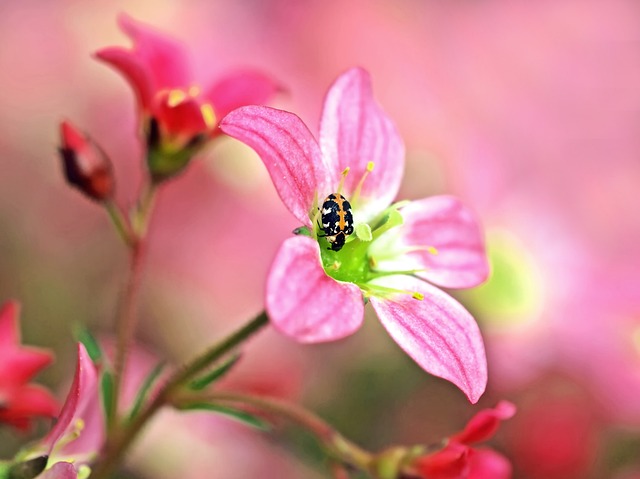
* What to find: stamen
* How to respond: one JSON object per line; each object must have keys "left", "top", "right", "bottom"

{"left": 200, "top": 104, "right": 216, "bottom": 129}
{"left": 359, "top": 282, "right": 424, "bottom": 301}
{"left": 167, "top": 89, "right": 187, "bottom": 108}
{"left": 336, "top": 167, "right": 350, "bottom": 195}
{"left": 350, "top": 161, "right": 375, "bottom": 206}
{"left": 187, "top": 85, "right": 201, "bottom": 97}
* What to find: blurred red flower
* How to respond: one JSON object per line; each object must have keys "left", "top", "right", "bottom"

{"left": 0, "top": 301, "right": 58, "bottom": 431}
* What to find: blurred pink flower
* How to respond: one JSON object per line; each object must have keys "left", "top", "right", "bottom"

{"left": 40, "top": 343, "right": 103, "bottom": 468}
{"left": 221, "top": 67, "right": 488, "bottom": 403}
{"left": 0, "top": 300, "right": 58, "bottom": 431}
{"left": 410, "top": 401, "right": 515, "bottom": 479}
{"left": 95, "top": 13, "right": 280, "bottom": 151}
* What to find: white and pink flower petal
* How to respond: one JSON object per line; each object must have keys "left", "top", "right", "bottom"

{"left": 369, "top": 275, "right": 487, "bottom": 403}
{"left": 319, "top": 67, "right": 404, "bottom": 220}
{"left": 398, "top": 196, "right": 489, "bottom": 289}
{"left": 221, "top": 106, "right": 329, "bottom": 226}
{"left": 266, "top": 236, "right": 364, "bottom": 343}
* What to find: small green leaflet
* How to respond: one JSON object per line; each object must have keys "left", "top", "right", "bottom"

{"left": 127, "top": 361, "right": 166, "bottom": 422}
{"left": 178, "top": 403, "right": 269, "bottom": 431}
{"left": 74, "top": 326, "right": 103, "bottom": 364}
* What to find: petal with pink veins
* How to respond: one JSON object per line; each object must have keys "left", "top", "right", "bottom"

{"left": 370, "top": 275, "right": 487, "bottom": 403}
{"left": 266, "top": 236, "right": 364, "bottom": 342}
{"left": 400, "top": 196, "right": 489, "bottom": 289}
{"left": 205, "top": 69, "right": 283, "bottom": 121}
{"left": 220, "top": 106, "right": 329, "bottom": 225}
{"left": 319, "top": 67, "right": 404, "bottom": 219}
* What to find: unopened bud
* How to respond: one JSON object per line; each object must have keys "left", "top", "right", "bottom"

{"left": 59, "top": 121, "right": 114, "bottom": 201}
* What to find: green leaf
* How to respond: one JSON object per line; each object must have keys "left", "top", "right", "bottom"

{"left": 189, "top": 354, "right": 241, "bottom": 391}
{"left": 101, "top": 371, "right": 115, "bottom": 425}
{"left": 74, "top": 326, "right": 103, "bottom": 364}
{"left": 178, "top": 403, "right": 269, "bottom": 431}
{"left": 127, "top": 361, "right": 166, "bottom": 421}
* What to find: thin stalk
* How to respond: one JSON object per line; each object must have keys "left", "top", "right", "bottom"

{"left": 179, "top": 391, "right": 374, "bottom": 472}
{"left": 104, "top": 200, "right": 134, "bottom": 247}
{"left": 91, "top": 311, "right": 269, "bottom": 479}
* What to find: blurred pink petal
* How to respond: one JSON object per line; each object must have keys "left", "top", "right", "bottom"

{"left": 38, "top": 462, "right": 78, "bottom": 479}
{"left": 415, "top": 442, "right": 470, "bottom": 479}
{"left": 370, "top": 276, "right": 487, "bottom": 403}
{"left": 205, "top": 69, "right": 283, "bottom": 120}
{"left": 399, "top": 196, "right": 489, "bottom": 289}
{"left": 43, "top": 344, "right": 103, "bottom": 464}
{"left": 450, "top": 400, "right": 516, "bottom": 444}
{"left": 266, "top": 235, "right": 364, "bottom": 342}
{"left": 220, "top": 106, "right": 326, "bottom": 225}
{"left": 319, "top": 67, "right": 404, "bottom": 220}
{"left": 468, "top": 448, "right": 512, "bottom": 479}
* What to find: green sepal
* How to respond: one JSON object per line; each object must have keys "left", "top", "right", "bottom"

{"left": 74, "top": 326, "right": 103, "bottom": 364}
{"left": 188, "top": 354, "right": 241, "bottom": 391}
{"left": 101, "top": 370, "right": 115, "bottom": 425}
{"left": 147, "top": 140, "right": 203, "bottom": 184}
{"left": 127, "top": 361, "right": 166, "bottom": 422}
{"left": 178, "top": 403, "right": 269, "bottom": 431}
{"left": 5, "top": 456, "right": 48, "bottom": 479}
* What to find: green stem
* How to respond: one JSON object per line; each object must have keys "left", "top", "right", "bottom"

{"left": 90, "top": 311, "right": 269, "bottom": 479}
{"left": 177, "top": 391, "right": 374, "bottom": 472}
{"left": 109, "top": 182, "right": 157, "bottom": 429}
{"left": 104, "top": 200, "right": 134, "bottom": 247}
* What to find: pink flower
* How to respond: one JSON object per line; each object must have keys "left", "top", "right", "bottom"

{"left": 39, "top": 343, "right": 103, "bottom": 468}
{"left": 95, "top": 13, "right": 280, "bottom": 181}
{"left": 409, "top": 401, "right": 515, "bottom": 479}
{"left": 0, "top": 301, "right": 58, "bottom": 431}
{"left": 220, "top": 67, "right": 489, "bottom": 403}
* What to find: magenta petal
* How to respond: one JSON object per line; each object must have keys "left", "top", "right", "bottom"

{"left": 39, "top": 462, "right": 77, "bottom": 479}
{"left": 319, "top": 67, "right": 404, "bottom": 218}
{"left": 116, "top": 13, "right": 191, "bottom": 91}
{"left": 204, "top": 69, "right": 282, "bottom": 120}
{"left": 468, "top": 448, "right": 512, "bottom": 479}
{"left": 44, "top": 344, "right": 102, "bottom": 458}
{"left": 370, "top": 276, "right": 487, "bottom": 403}
{"left": 94, "top": 47, "right": 154, "bottom": 110}
{"left": 451, "top": 401, "right": 516, "bottom": 444}
{"left": 400, "top": 196, "right": 489, "bottom": 289}
{"left": 220, "top": 106, "right": 328, "bottom": 225}
{"left": 0, "top": 300, "right": 19, "bottom": 347}
{"left": 266, "top": 236, "right": 364, "bottom": 342}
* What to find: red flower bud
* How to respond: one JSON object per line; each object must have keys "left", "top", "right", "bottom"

{"left": 59, "top": 121, "right": 115, "bottom": 201}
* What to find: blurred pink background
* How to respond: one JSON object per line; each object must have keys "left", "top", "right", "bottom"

{"left": 1, "top": 0, "right": 639, "bottom": 477}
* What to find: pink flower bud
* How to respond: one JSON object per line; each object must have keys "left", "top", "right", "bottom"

{"left": 59, "top": 121, "right": 114, "bottom": 201}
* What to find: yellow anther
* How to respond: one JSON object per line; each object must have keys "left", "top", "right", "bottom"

{"left": 366, "top": 161, "right": 375, "bottom": 172}
{"left": 336, "top": 167, "right": 350, "bottom": 195}
{"left": 187, "top": 85, "right": 201, "bottom": 97}
{"left": 167, "top": 89, "right": 187, "bottom": 108}
{"left": 412, "top": 292, "right": 424, "bottom": 301}
{"left": 200, "top": 104, "right": 217, "bottom": 129}
{"left": 427, "top": 246, "right": 438, "bottom": 255}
